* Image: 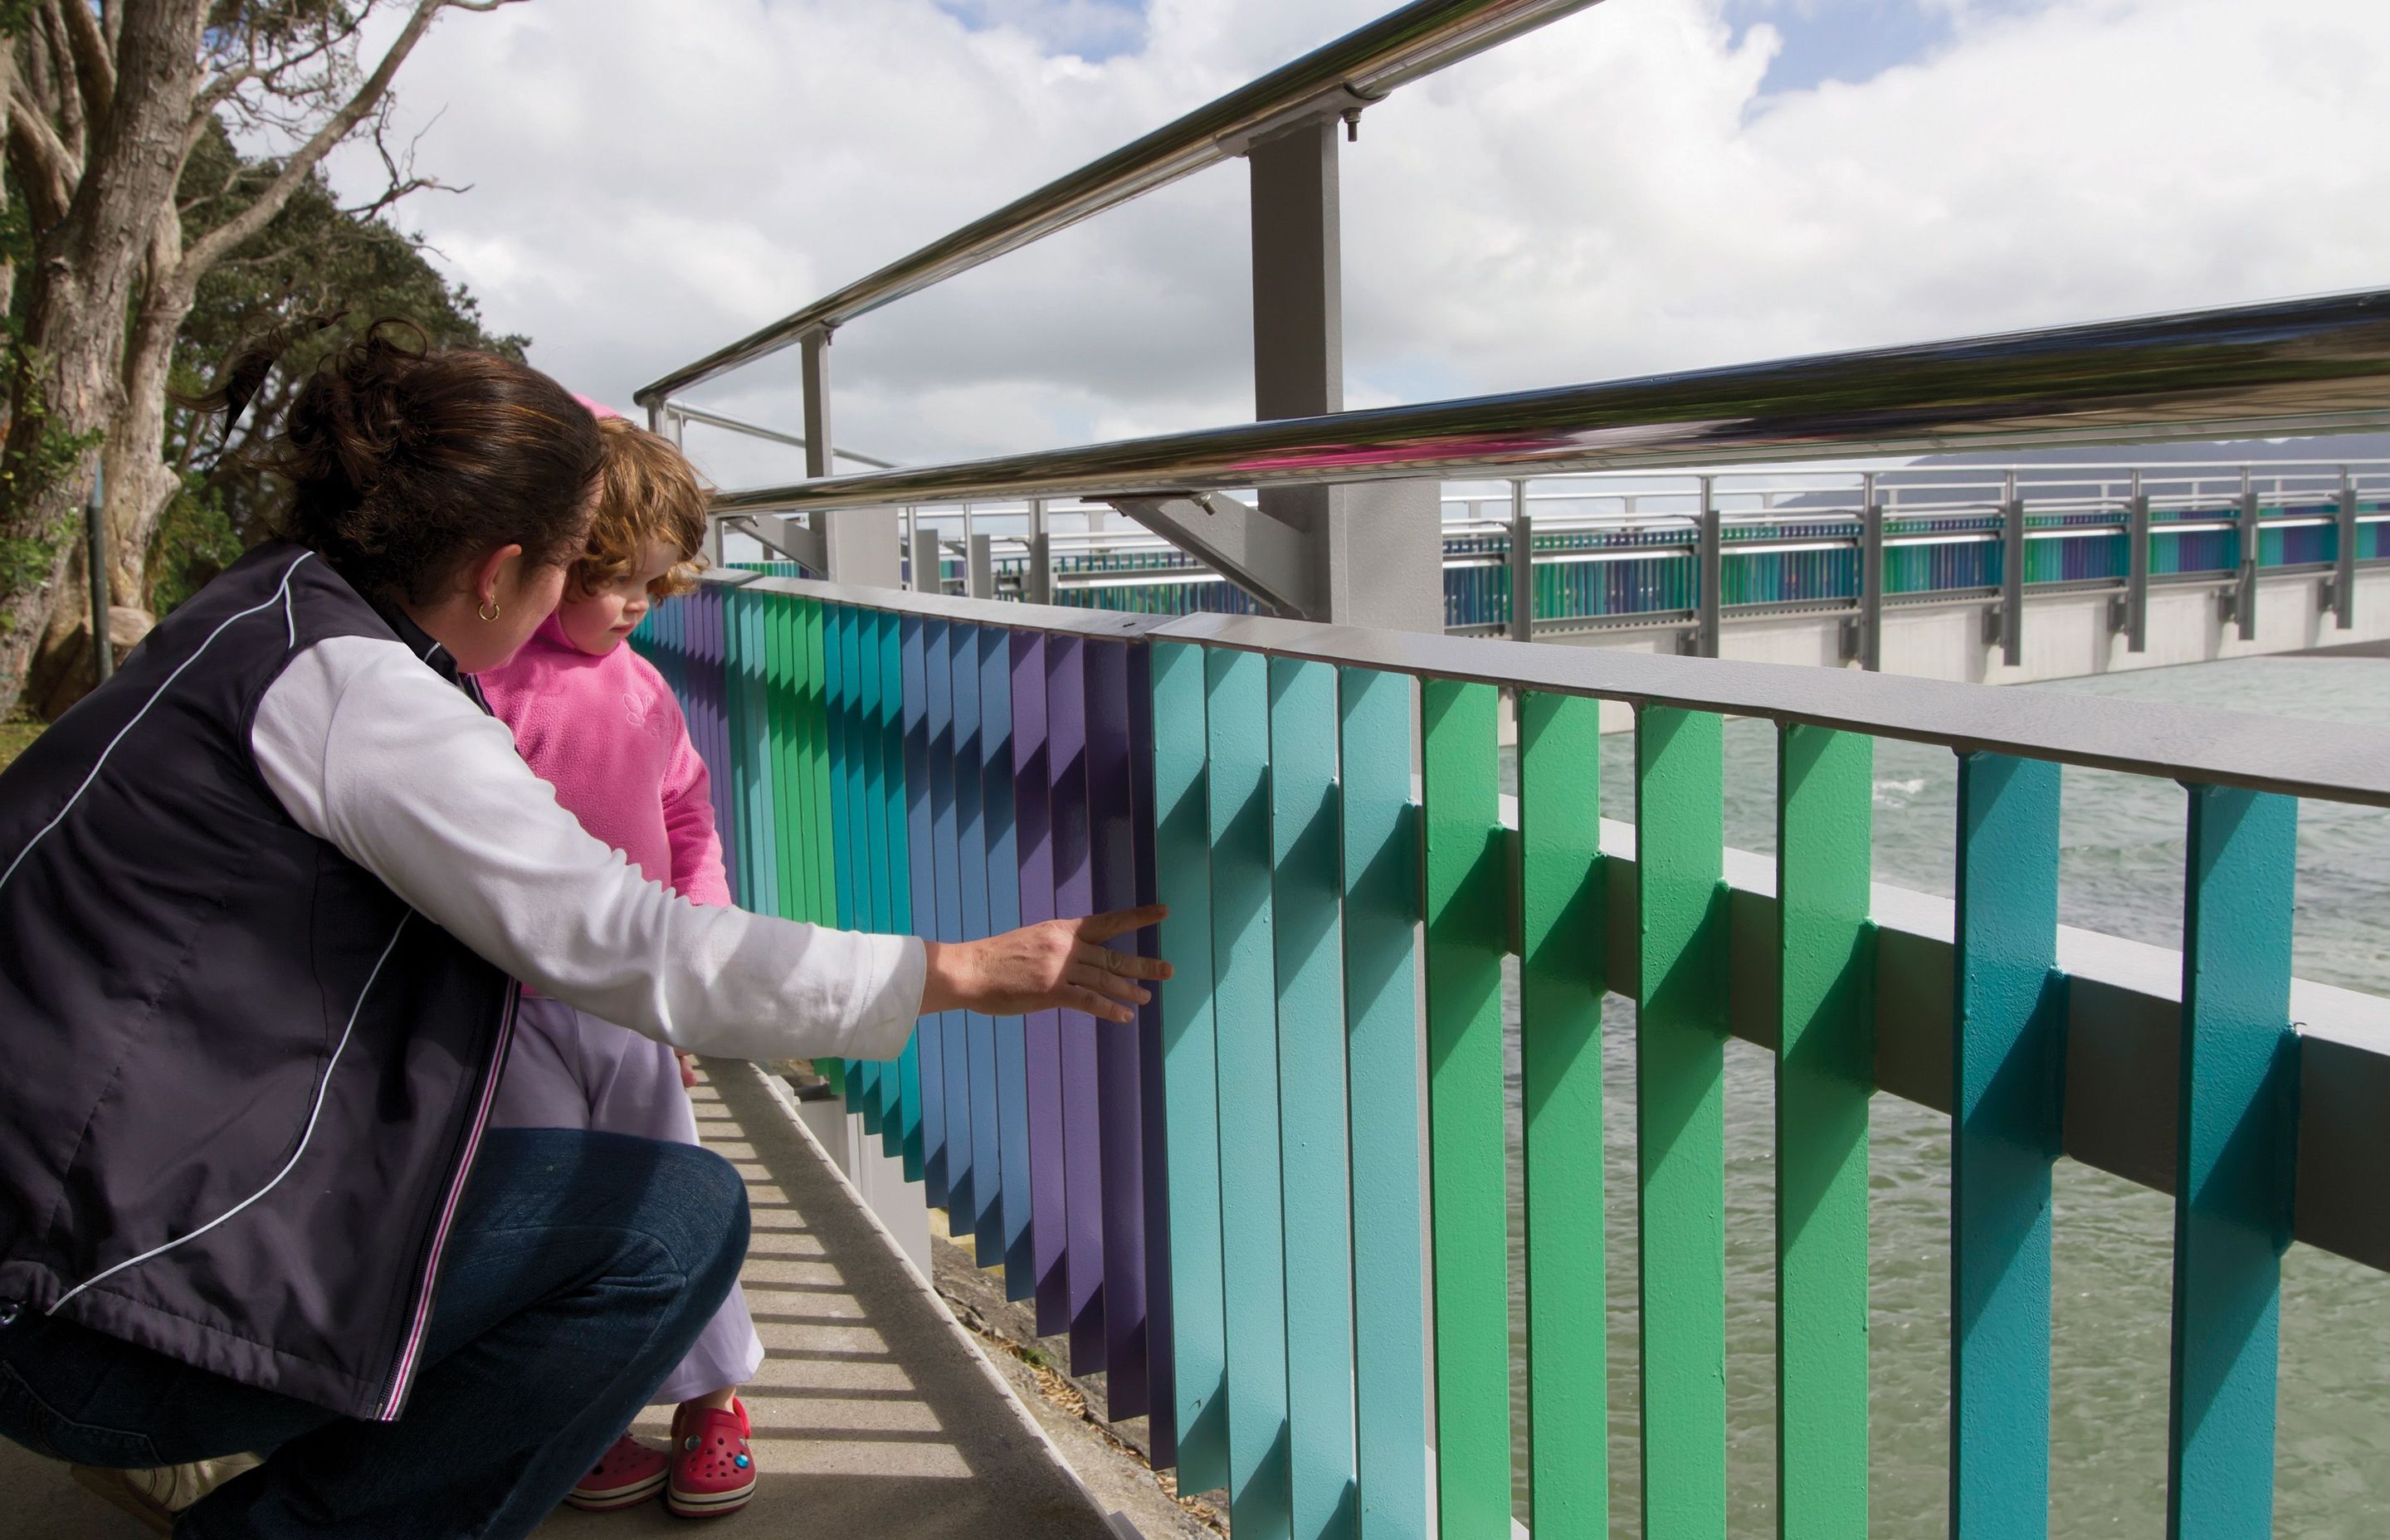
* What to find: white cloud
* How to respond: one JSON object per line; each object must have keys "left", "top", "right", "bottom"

{"left": 324, "top": 0, "right": 2390, "bottom": 490}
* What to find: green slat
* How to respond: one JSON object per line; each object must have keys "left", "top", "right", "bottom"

{"left": 1152, "top": 641, "right": 1227, "bottom": 1494}
{"left": 722, "top": 590, "right": 754, "bottom": 909}
{"left": 807, "top": 602, "right": 836, "bottom": 928}
{"left": 1776, "top": 724, "right": 1873, "bottom": 1539}
{"left": 1268, "top": 655, "right": 1356, "bottom": 1540}
{"left": 1420, "top": 677, "right": 1510, "bottom": 1538}
{"left": 1519, "top": 690, "right": 1606, "bottom": 1538}
{"left": 770, "top": 596, "right": 802, "bottom": 923}
{"left": 1338, "top": 666, "right": 1427, "bottom": 1540}
{"left": 1633, "top": 704, "right": 1727, "bottom": 1540}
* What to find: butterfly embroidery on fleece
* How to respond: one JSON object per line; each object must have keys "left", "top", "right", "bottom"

{"left": 624, "top": 689, "right": 674, "bottom": 739}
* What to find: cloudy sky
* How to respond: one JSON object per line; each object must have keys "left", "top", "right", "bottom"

{"left": 324, "top": 0, "right": 2390, "bottom": 490}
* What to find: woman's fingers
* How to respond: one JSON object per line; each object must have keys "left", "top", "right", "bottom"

{"left": 1062, "top": 986, "right": 1137, "bottom": 1024}
{"left": 1075, "top": 904, "right": 1168, "bottom": 945}
{"left": 1068, "top": 939, "right": 1172, "bottom": 982}
{"left": 1064, "top": 956, "right": 1154, "bottom": 1008}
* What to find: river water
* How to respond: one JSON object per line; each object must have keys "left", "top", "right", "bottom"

{"left": 1491, "top": 654, "right": 2390, "bottom": 1535}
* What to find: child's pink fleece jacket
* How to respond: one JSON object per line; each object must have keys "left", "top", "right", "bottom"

{"left": 475, "top": 615, "right": 732, "bottom": 911}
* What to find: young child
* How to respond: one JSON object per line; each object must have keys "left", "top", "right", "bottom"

{"left": 477, "top": 411, "right": 763, "bottom": 1520}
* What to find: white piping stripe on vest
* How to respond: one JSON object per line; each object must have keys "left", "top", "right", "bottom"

{"left": 284, "top": 580, "right": 299, "bottom": 649}
{"left": 0, "top": 552, "right": 314, "bottom": 901}
{"left": 51, "top": 912, "right": 410, "bottom": 1312}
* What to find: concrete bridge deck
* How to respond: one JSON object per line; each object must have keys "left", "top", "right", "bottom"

{"left": 0, "top": 1063, "right": 1123, "bottom": 1540}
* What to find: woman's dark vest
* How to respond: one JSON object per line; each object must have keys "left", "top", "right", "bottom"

{"left": 0, "top": 542, "right": 515, "bottom": 1421}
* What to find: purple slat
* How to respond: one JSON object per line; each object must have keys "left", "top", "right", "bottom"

{"left": 1013, "top": 631, "right": 1071, "bottom": 1336}
{"left": 1047, "top": 634, "right": 1108, "bottom": 1374}
{"left": 1127, "top": 642, "right": 1177, "bottom": 1465}
{"left": 1085, "top": 640, "right": 1148, "bottom": 1418}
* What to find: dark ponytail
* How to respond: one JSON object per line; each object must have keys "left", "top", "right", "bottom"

{"left": 188, "top": 319, "right": 605, "bottom": 607}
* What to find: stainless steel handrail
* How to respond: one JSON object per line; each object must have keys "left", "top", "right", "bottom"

{"left": 710, "top": 290, "right": 2390, "bottom": 514}
{"left": 662, "top": 402, "right": 899, "bottom": 470}
{"left": 635, "top": 0, "right": 1599, "bottom": 406}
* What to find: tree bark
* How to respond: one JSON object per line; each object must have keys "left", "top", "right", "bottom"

{"left": 0, "top": 2, "right": 204, "bottom": 717}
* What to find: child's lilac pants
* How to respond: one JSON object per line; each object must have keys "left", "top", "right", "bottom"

{"left": 489, "top": 996, "right": 764, "bottom": 1405}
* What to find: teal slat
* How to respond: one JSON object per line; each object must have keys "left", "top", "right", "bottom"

{"left": 1206, "top": 645, "right": 1292, "bottom": 1538}
{"left": 1153, "top": 641, "right": 1227, "bottom": 1494}
{"left": 1951, "top": 752, "right": 2062, "bottom": 1540}
{"left": 1269, "top": 656, "right": 1357, "bottom": 1540}
{"left": 2167, "top": 786, "right": 2297, "bottom": 1540}
{"left": 1337, "top": 666, "right": 1428, "bottom": 1540}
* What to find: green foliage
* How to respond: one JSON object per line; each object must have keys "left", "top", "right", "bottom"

{"left": 0, "top": 713, "right": 40, "bottom": 774}
{"left": 153, "top": 119, "right": 531, "bottom": 613}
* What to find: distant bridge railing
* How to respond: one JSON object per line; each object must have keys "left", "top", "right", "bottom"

{"left": 855, "top": 458, "right": 2390, "bottom": 653}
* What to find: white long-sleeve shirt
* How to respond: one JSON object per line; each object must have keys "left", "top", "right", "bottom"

{"left": 251, "top": 634, "right": 924, "bottom": 1062}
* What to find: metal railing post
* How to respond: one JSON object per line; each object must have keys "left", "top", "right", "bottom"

{"left": 1859, "top": 473, "right": 1884, "bottom": 672}
{"left": 1028, "top": 498, "right": 1054, "bottom": 606}
{"left": 2126, "top": 473, "right": 2151, "bottom": 654}
{"left": 1695, "top": 474, "right": 1721, "bottom": 657}
{"left": 1246, "top": 116, "right": 1441, "bottom": 630}
{"left": 911, "top": 526, "right": 943, "bottom": 595}
{"left": 801, "top": 326, "right": 903, "bottom": 587}
{"left": 1507, "top": 480, "right": 1534, "bottom": 642}
{"left": 2235, "top": 464, "right": 2260, "bottom": 641}
{"left": 2000, "top": 471, "right": 2025, "bottom": 667}
{"left": 968, "top": 533, "right": 995, "bottom": 599}
{"left": 2334, "top": 466, "right": 2358, "bottom": 631}
{"left": 85, "top": 461, "right": 111, "bottom": 687}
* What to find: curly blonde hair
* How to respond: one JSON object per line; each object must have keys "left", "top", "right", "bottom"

{"left": 574, "top": 417, "right": 710, "bottom": 598}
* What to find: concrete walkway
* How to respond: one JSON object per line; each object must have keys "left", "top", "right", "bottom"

{"left": 1, "top": 1062, "right": 1120, "bottom": 1540}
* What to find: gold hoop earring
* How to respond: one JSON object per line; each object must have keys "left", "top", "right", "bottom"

{"left": 477, "top": 599, "right": 501, "bottom": 622}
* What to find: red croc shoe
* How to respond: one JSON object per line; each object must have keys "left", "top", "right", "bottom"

{"left": 567, "top": 1434, "right": 669, "bottom": 1512}
{"left": 666, "top": 1398, "right": 757, "bottom": 1519}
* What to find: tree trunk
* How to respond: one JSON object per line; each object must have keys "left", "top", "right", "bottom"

{"left": 0, "top": 0, "right": 203, "bottom": 719}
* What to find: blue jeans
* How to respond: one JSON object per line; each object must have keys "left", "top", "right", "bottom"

{"left": 0, "top": 1128, "right": 749, "bottom": 1538}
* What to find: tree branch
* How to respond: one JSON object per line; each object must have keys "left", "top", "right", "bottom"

{"left": 52, "top": 0, "right": 115, "bottom": 130}
{"left": 36, "top": 2, "right": 81, "bottom": 156}
{"left": 7, "top": 75, "right": 78, "bottom": 229}
{"left": 181, "top": 0, "right": 493, "bottom": 282}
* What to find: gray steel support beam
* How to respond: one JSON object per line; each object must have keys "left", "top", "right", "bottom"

{"left": 2124, "top": 485, "right": 2151, "bottom": 653}
{"left": 2333, "top": 469, "right": 2358, "bottom": 631}
{"left": 1695, "top": 475, "right": 1721, "bottom": 657}
{"left": 1109, "top": 493, "right": 1310, "bottom": 616}
{"left": 1027, "top": 499, "right": 1054, "bottom": 606}
{"left": 968, "top": 534, "right": 995, "bottom": 599}
{"left": 2235, "top": 469, "right": 2261, "bottom": 641}
{"left": 911, "top": 526, "right": 943, "bottom": 594}
{"left": 1508, "top": 492, "right": 1534, "bottom": 643}
{"left": 1246, "top": 118, "right": 1441, "bottom": 631}
{"left": 1999, "top": 480, "right": 2025, "bottom": 667}
{"left": 1858, "top": 485, "right": 1885, "bottom": 672}
{"left": 796, "top": 327, "right": 903, "bottom": 588}
{"left": 729, "top": 513, "right": 827, "bottom": 574}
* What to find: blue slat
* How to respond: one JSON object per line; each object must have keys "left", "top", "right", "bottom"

{"left": 905, "top": 615, "right": 949, "bottom": 1208}
{"left": 954, "top": 622, "right": 1004, "bottom": 1264}
{"left": 984, "top": 627, "right": 1032, "bottom": 1292}
{"left": 929, "top": 618, "right": 973, "bottom": 1225}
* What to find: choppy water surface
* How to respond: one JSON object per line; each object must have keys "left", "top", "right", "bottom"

{"left": 1490, "top": 655, "right": 2390, "bottom": 1536}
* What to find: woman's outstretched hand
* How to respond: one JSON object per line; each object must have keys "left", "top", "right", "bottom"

{"left": 919, "top": 906, "right": 1172, "bottom": 1024}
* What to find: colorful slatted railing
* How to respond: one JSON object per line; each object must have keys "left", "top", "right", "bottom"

{"left": 632, "top": 570, "right": 2385, "bottom": 1540}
